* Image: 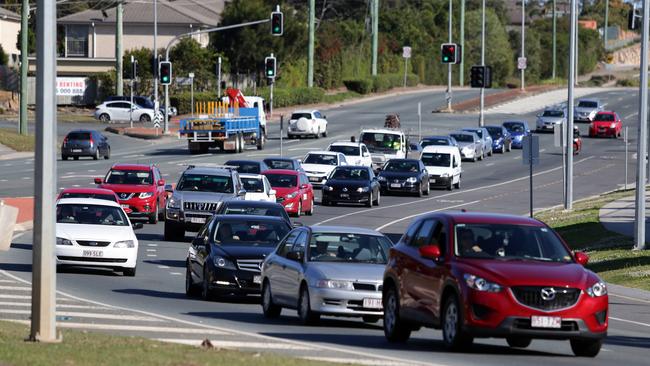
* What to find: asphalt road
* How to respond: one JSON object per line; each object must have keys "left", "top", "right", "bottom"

{"left": 1, "top": 88, "right": 649, "bottom": 365}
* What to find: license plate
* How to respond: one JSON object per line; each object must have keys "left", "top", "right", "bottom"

{"left": 121, "top": 204, "right": 129, "bottom": 209}
{"left": 363, "top": 298, "right": 383, "bottom": 309}
{"left": 82, "top": 250, "right": 103, "bottom": 258}
{"left": 189, "top": 217, "right": 206, "bottom": 224}
{"left": 72, "top": 149, "right": 82, "bottom": 153}
{"left": 253, "top": 275, "right": 261, "bottom": 284}
{"left": 340, "top": 193, "right": 349, "bottom": 198}
{"left": 531, "top": 316, "right": 561, "bottom": 329}
{"left": 430, "top": 179, "right": 436, "bottom": 183}
{"left": 390, "top": 183, "right": 401, "bottom": 188}
{"left": 309, "top": 177, "right": 320, "bottom": 182}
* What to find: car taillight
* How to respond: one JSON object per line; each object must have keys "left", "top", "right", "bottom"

{"left": 62, "top": 137, "right": 68, "bottom": 146}
{"left": 89, "top": 136, "right": 94, "bottom": 147}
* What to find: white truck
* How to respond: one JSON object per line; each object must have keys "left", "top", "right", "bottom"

{"left": 359, "top": 128, "right": 408, "bottom": 171}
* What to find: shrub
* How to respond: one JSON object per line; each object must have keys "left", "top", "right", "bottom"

{"left": 170, "top": 92, "right": 217, "bottom": 115}
{"left": 343, "top": 79, "right": 373, "bottom": 94}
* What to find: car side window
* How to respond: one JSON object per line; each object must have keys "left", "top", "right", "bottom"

{"left": 431, "top": 221, "right": 448, "bottom": 256}
{"left": 314, "top": 111, "right": 322, "bottom": 118}
{"left": 411, "top": 219, "right": 436, "bottom": 248}
{"left": 362, "top": 146, "right": 369, "bottom": 155}
{"left": 292, "top": 232, "right": 307, "bottom": 254}
{"left": 277, "top": 231, "right": 299, "bottom": 257}
{"left": 402, "top": 220, "right": 422, "bottom": 246}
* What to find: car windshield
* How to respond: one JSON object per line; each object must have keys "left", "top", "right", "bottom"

{"left": 464, "top": 129, "right": 483, "bottom": 138}
{"left": 60, "top": 192, "right": 117, "bottom": 202}
{"left": 329, "top": 145, "right": 359, "bottom": 156}
{"left": 67, "top": 132, "right": 91, "bottom": 140}
{"left": 304, "top": 154, "right": 338, "bottom": 166}
{"left": 308, "top": 233, "right": 392, "bottom": 263}
{"left": 485, "top": 127, "right": 502, "bottom": 137}
{"left": 543, "top": 110, "right": 564, "bottom": 117}
{"left": 213, "top": 221, "right": 289, "bottom": 247}
{"left": 421, "top": 153, "right": 451, "bottom": 167}
{"left": 176, "top": 174, "right": 233, "bottom": 193}
{"left": 223, "top": 206, "right": 287, "bottom": 220}
{"left": 578, "top": 101, "right": 598, "bottom": 108}
{"left": 330, "top": 167, "right": 369, "bottom": 180}
{"left": 450, "top": 133, "right": 473, "bottom": 143}
{"left": 503, "top": 123, "right": 525, "bottom": 133}
{"left": 56, "top": 203, "right": 128, "bottom": 226}
{"left": 420, "top": 138, "right": 450, "bottom": 147}
{"left": 241, "top": 177, "right": 264, "bottom": 193}
{"left": 360, "top": 132, "right": 401, "bottom": 153}
{"left": 594, "top": 114, "right": 615, "bottom": 122}
{"left": 105, "top": 170, "right": 152, "bottom": 185}
{"left": 454, "top": 223, "right": 573, "bottom": 262}
{"left": 384, "top": 160, "right": 419, "bottom": 172}
{"left": 265, "top": 174, "right": 297, "bottom": 188}
{"left": 227, "top": 162, "right": 261, "bottom": 174}
{"left": 264, "top": 159, "right": 294, "bottom": 170}
{"left": 291, "top": 113, "right": 312, "bottom": 120}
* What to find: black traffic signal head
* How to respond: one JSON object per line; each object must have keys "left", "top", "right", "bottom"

{"left": 265, "top": 56, "right": 277, "bottom": 78}
{"left": 271, "top": 11, "right": 283, "bottom": 36}
{"left": 159, "top": 61, "right": 172, "bottom": 85}
{"left": 441, "top": 43, "right": 457, "bottom": 64}
{"left": 470, "top": 65, "right": 492, "bottom": 88}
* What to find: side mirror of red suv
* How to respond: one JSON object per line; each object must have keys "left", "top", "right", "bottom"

{"left": 574, "top": 251, "right": 589, "bottom": 266}
{"left": 419, "top": 244, "right": 442, "bottom": 261}
{"left": 94, "top": 178, "right": 102, "bottom": 184}
{"left": 158, "top": 179, "right": 165, "bottom": 186}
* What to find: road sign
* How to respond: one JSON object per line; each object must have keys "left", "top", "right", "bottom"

{"left": 522, "top": 135, "right": 539, "bottom": 165}
{"left": 153, "top": 112, "right": 162, "bottom": 128}
{"left": 188, "top": 72, "right": 195, "bottom": 78}
{"left": 176, "top": 77, "right": 192, "bottom": 86}
{"left": 403, "top": 46, "right": 411, "bottom": 59}
{"left": 518, "top": 57, "right": 527, "bottom": 70}
{"left": 553, "top": 123, "right": 566, "bottom": 147}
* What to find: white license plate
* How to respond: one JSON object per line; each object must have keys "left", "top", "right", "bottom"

{"left": 82, "top": 250, "right": 103, "bottom": 258}
{"left": 390, "top": 183, "right": 401, "bottom": 188}
{"left": 72, "top": 149, "right": 82, "bottom": 153}
{"left": 363, "top": 298, "right": 383, "bottom": 309}
{"left": 189, "top": 217, "right": 206, "bottom": 224}
{"left": 121, "top": 204, "right": 129, "bottom": 209}
{"left": 309, "top": 177, "right": 320, "bottom": 182}
{"left": 253, "top": 275, "right": 261, "bottom": 284}
{"left": 430, "top": 179, "right": 436, "bottom": 183}
{"left": 340, "top": 193, "right": 349, "bottom": 198}
{"left": 531, "top": 316, "right": 561, "bottom": 328}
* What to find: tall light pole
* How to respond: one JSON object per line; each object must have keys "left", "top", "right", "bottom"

{"left": 217, "top": 56, "right": 222, "bottom": 96}
{"left": 371, "top": 0, "right": 378, "bottom": 76}
{"left": 446, "top": 0, "right": 453, "bottom": 111}
{"left": 153, "top": 0, "right": 158, "bottom": 111}
{"left": 520, "top": 0, "right": 525, "bottom": 91}
{"left": 29, "top": 0, "right": 58, "bottom": 343}
{"left": 565, "top": 0, "right": 577, "bottom": 210}
{"left": 115, "top": 1, "right": 123, "bottom": 96}
{"left": 459, "top": 0, "right": 465, "bottom": 86}
{"left": 19, "top": 0, "right": 28, "bottom": 136}
{"left": 479, "top": 0, "right": 486, "bottom": 126}
{"left": 307, "top": 0, "right": 315, "bottom": 87}
{"left": 552, "top": 0, "right": 557, "bottom": 79}
{"left": 604, "top": 0, "right": 609, "bottom": 49}
{"left": 635, "top": 0, "right": 649, "bottom": 251}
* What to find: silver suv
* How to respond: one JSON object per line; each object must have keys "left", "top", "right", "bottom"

{"left": 164, "top": 165, "right": 245, "bottom": 241}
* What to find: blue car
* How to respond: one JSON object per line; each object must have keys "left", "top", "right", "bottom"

{"left": 485, "top": 125, "right": 512, "bottom": 153}
{"left": 502, "top": 121, "right": 531, "bottom": 149}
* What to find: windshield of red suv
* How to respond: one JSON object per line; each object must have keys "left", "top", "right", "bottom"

{"left": 105, "top": 170, "right": 153, "bottom": 185}
{"left": 454, "top": 223, "right": 573, "bottom": 262}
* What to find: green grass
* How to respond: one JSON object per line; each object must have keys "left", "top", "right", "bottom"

{"left": 322, "top": 91, "right": 362, "bottom": 104}
{"left": 0, "top": 320, "right": 334, "bottom": 366}
{"left": 535, "top": 189, "right": 650, "bottom": 291}
{"left": 0, "top": 128, "right": 35, "bottom": 152}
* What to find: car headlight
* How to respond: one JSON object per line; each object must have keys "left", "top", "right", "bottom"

{"left": 356, "top": 186, "right": 370, "bottom": 193}
{"left": 139, "top": 192, "right": 154, "bottom": 199}
{"left": 610, "top": 123, "right": 617, "bottom": 128}
{"left": 213, "top": 256, "right": 236, "bottom": 270}
{"left": 114, "top": 240, "right": 135, "bottom": 248}
{"left": 323, "top": 185, "right": 334, "bottom": 191}
{"left": 377, "top": 176, "right": 386, "bottom": 182}
{"left": 406, "top": 177, "right": 418, "bottom": 183}
{"left": 462, "top": 146, "right": 471, "bottom": 152}
{"left": 586, "top": 281, "right": 607, "bottom": 297}
{"left": 315, "top": 279, "right": 354, "bottom": 290}
{"left": 464, "top": 274, "right": 502, "bottom": 292}
{"left": 286, "top": 192, "right": 298, "bottom": 199}
{"left": 167, "top": 196, "right": 181, "bottom": 209}
{"left": 56, "top": 237, "right": 72, "bottom": 246}
{"left": 441, "top": 173, "right": 449, "bottom": 178}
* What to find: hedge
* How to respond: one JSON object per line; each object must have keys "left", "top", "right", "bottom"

{"left": 343, "top": 79, "right": 374, "bottom": 94}
{"left": 344, "top": 73, "right": 420, "bottom": 94}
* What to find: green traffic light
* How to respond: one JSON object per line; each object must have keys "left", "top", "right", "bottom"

{"left": 443, "top": 57, "right": 448, "bottom": 61}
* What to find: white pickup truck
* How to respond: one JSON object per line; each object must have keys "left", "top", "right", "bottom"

{"left": 359, "top": 128, "right": 408, "bottom": 171}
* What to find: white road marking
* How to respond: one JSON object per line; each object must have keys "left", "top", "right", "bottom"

{"left": 72, "top": 185, "right": 81, "bottom": 188}
{"left": 513, "top": 156, "right": 522, "bottom": 160}
{"left": 157, "top": 265, "right": 171, "bottom": 269}
{"left": 147, "top": 244, "right": 158, "bottom": 247}
{"left": 625, "top": 112, "right": 638, "bottom": 119}
{"left": 169, "top": 272, "right": 183, "bottom": 275}
{"left": 246, "top": 153, "right": 278, "bottom": 157}
{"left": 622, "top": 104, "right": 631, "bottom": 109}
{"left": 1, "top": 309, "right": 161, "bottom": 322}
{"left": 485, "top": 163, "right": 495, "bottom": 167}
{"left": 60, "top": 174, "right": 99, "bottom": 179}
{"left": 2, "top": 319, "right": 229, "bottom": 335}
{"left": 12, "top": 232, "right": 25, "bottom": 241}
{"left": 147, "top": 254, "right": 157, "bottom": 257}
{"left": 21, "top": 177, "right": 29, "bottom": 180}
{"left": 87, "top": 169, "right": 96, "bottom": 172}
{"left": 0, "top": 279, "right": 16, "bottom": 283}
{"left": 0, "top": 286, "right": 30, "bottom": 291}
{"left": 146, "top": 248, "right": 156, "bottom": 252}
{"left": 0, "top": 302, "right": 109, "bottom": 310}
{"left": 0, "top": 179, "right": 7, "bottom": 182}
{"left": 303, "top": 358, "right": 412, "bottom": 366}
{"left": 375, "top": 200, "right": 481, "bottom": 231}
{"left": 156, "top": 339, "right": 313, "bottom": 350}
{"left": 288, "top": 147, "right": 316, "bottom": 151}
{"left": 283, "top": 139, "right": 300, "bottom": 144}
{"left": 125, "top": 154, "right": 145, "bottom": 159}
{"left": 539, "top": 148, "right": 546, "bottom": 152}
{"left": 610, "top": 317, "right": 650, "bottom": 328}
{"left": 610, "top": 293, "right": 650, "bottom": 304}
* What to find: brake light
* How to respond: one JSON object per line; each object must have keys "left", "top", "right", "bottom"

{"left": 89, "top": 135, "right": 94, "bottom": 148}
{"left": 63, "top": 137, "right": 68, "bottom": 147}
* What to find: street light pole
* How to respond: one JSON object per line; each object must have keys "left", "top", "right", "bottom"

{"left": 446, "top": 0, "right": 453, "bottom": 111}
{"left": 552, "top": 0, "right": 557, "bottom": 79}
{"left": 307, "top": 0, "right": 315, "bottom": 87}
{"left": 479, "top": 0, "right": 486, "bottom": 126}
{"left": 116, "top": 1, "right": 123, "bottom": 96}
{"left": 565, "top": 0, "right": 577, "bottom": 210}
{"left": 634, "top": 0, "right": 649, "bottom": 251}
{"left": 459, "top": 0, "right": 465, "bottom": 86}
{"left": 19, "top": 0, "right": 28, "bottom": 136}
{"left": 217, "top": 56, "right": 222, "bottom": 97}
{"left": 604, "top": 0, "right": 609, "bottom": 49}
{"left": 520, "top": 0, "right": 525, "bottom": 91}
{"left": 371, "top": 0, "right": 378, "bottom": 76}
{"left": 153, "top": 0, "right": 158, "bottom": 109}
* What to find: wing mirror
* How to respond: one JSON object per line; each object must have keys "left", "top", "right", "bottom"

{"left": 238, "top": 189, "right": 247, "bottom": 196}
{"left": 94, "top": 177, "right": 103, "bottom": 184}
{"left": 300, "top": 184, "right": 309, "bottom": 189}
{"left": 287, "top": 250, "right": 304, "bottom": 262}
{"left": 158, "top": 179, "right": 165, "bottom": 186}
{"left": 574, "top": 251, "right": 589, "bottom": 266}
{"left": 131, "top": 222, "right": 144, "bottom": 230}
{"left": 164, "top": 184, "right": 174, "bottom": 193}
{"left": 419, "top": 244, "right": 442, "bottom": 261}
{"left": 269, "top": 189, "right": 277, "bottom": 196}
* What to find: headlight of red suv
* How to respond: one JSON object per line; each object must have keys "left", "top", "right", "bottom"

{"left": 464, "top": 273, "right": 503, "bottom": 293}
{"left": 139, "top": 192, "right": 154, "bottom": 199}
{"left": 586, "top": 281, "right": 607, "bottom": 297}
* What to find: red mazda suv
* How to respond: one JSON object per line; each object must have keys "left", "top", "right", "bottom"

{"left": 382, "top": 212, "right": 608, "bottom": 357}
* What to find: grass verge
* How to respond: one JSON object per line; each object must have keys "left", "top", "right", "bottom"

{"left": 0, "top": 320, "right": 333, "bottom": 366}
{"left": 0, "top": 128, "right": 35, "bottom": 152}
{"left": 536, "top": 189, "right": 650, "bottom": 291}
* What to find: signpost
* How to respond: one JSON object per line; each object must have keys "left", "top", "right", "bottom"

{"left": 402, "top": 46, "right": 411, "bottom": 87}
{"left": 522, "top": 134, "right": 539, "bottom": 217}
{"left": 189, "top": 72, "right": 195, "bottom": 117}
{"left": 517, "top": 57, "right": 527, "bottom": 70}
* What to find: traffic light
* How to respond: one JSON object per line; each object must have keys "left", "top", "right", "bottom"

{"left": 470, "top": 65, "right": 492, "bottom": 88}
{"left": 264, "top": 56, "right": 277, "bottom": 79}
{"left": 271, "top": 11, "right": 283, "bottom": 36}
{"left": 441, "top": 43, "right": 459, "bottom": 64}
{"left": 131, "top": 60, "right": 138, "bottom": 80}
{"left": 628, "top": 7, "right": 641, "bottom": 30}
{"left": 159, "top": 61, "right": 172, "bottom": 85}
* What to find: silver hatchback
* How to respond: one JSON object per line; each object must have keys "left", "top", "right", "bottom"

{"left": 261, "top": 226, "right": 393, "bottom": 324}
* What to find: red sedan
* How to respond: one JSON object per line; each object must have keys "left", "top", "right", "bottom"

{"left": 382, "top": 211, "right": 608, "bottom": 357}
{"left": 262, "top": 169, "right": 314, "bottom": 217}
{"left": 589, "top": 111, "right": 622, "bottom": 138}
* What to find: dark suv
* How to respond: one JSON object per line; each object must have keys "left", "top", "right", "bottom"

{"left": 382, "top": 211, "right": 608, "bottom": 357}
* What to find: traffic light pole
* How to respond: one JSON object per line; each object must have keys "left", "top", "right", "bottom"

{"left": 565, "top": 0, "right": 577, "bottom": 211}
{"left": 307, "top": 0, "right": 315, "bottom": 87}
{"left": 520, "top": 0, "right": 525, "bottom": 91}
{"left": 459, "top": 0, "right": 465, "bottom": 86}
{"left": 116, "top": 1, "right": 123, "bottom": 96}
{"left": 479, "top": 0, "right": 486, "bottom": 126}
{"left": 634, "top": 0, "right": 649, "bottom": 251}
{"left": 552, "top": 0, "right": 557, "bottom": 79}
{"left": 19, "top": 0, "right": 28, "bottom": 136}
{"left": 371, "top": 0, "right": 378, "bottom": 76}
{"left": 446, "top": 0, "right": 453, "bottom": 111}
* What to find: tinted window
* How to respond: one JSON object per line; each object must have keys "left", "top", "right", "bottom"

{"left": 329, "top": 167, "right": 369, "bottom": 180}
{"left": 503, "top": 122, "right": 525, "bottom": 133}
{"left": 412, "top": 220, "right": 435, "bottom": 248}
{"left": 223, "top": 206, "right": 288, "bottom": 222}
{"left": 464, "top": 129, "right": 483, "bottom": 138}
{"left": 361, "top": 132, "right": 402, "bottom": 153}
{"left": 291, "top": 113, "right": 312, "bottom": 120}
{"left": 421, "top": 138, "right": 450, "bottom": 147}
{"left": 314, "top": 111, "right": 322, "bottom": 118}
{"left": 421, "top": 153, "right": 451, "bottom": 167}
{"left": 60, "top": 192, "right": 117, "bottom": 202}
{"left": 577, "top": 101, "right": 598, "bottom": 108}
{"left": 384, "top": 160, "right": 419, "bottom": 172}
{"left": 450, "top": 133, "right": 473, "bottom": 142}
{"left": 226, "top": 161, "right": 261, "bottom": 174}
{"left": 105, "top": 169, "right": 153, "bottom": 185}
{"left": 308, "top": 232, "right": 392, "bottom": 263}
{"left": 176, "top": 174, "right": 233, "bottom": 193}
{"left": 57, "top": 203, "right": 128, "bottom": 226}
{"left": 241, "top": 177, "right": 264, "bottom": 192}
{"left": 213, "top": 220, "right": 290, "bottom": 247}
{"left": 265, "top": 174, "right": 297, "bottom": 188}
{"left": 542, "top": 110, "right": 564, "bottom": 117}
{"left": 277, "top": 231, "right": 300, "bottom": 257}
{"left": 264, "top": 159, "right": 294, "bottom": 170}
{"left": 485, "top": 127, "right": 503, "bottom": 137}
{"left": 594, "top": 114, "right": 615, "bottom": 122}
{"left": 329, "top": 145, "right": 360, "bottom": 156}
{"left": 303, "top": 154, "right": 338, "bottom": 166}
{"left": 67, "top": 132, "right": 91, "bottom": 140}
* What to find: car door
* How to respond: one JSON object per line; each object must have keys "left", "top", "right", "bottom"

{"left": 191, "top": 222, "right": 212, "bottom": 282}
{"left": 284, "top": 231, "right": 308, "bottom": 307}
{"left": 452, "top": 153, "right": 461, "bottom": 183}
{"left": 265, "top": 231, "right": 298, "bottom": 305}
{"left": 112, "top": 102, "right": 131, "bottom": 120}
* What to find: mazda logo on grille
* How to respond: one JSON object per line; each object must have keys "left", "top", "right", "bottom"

{"left": 540, "top": 287, "right": 556, "bottom": 301}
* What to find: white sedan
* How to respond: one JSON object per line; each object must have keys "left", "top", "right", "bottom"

{"left": 56, "top": 198, "right": 141, "bottom": 276}
{"left": 287, "top": 110, "right": 328, "bottom": 139}
{"left": 94, "top": 101, "right": 155, "bottom": 123}
{"left": 301, "top": 151, "right": 347, "bottom": 186}
{"left": 240, "top": 174, "right": 277, "bottom": 202}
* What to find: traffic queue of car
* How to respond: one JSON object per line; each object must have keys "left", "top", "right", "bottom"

{"left": 52, "top": 108, "right": 612, "bottom": 358}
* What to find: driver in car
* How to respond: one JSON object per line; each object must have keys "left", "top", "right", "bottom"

{"left": 458, "top": 229, "right": 483, "bottom": 254}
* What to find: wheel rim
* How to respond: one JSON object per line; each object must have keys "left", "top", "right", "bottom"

{"left": 444, "top": 301, "right": 458, "bottom": 343}
{"left": 385, "top": 291, "right": 397, "bottom": 333}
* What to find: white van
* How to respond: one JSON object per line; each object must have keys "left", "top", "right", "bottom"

{"left": 420, "top": 145, "right": 462, "bottom": 190}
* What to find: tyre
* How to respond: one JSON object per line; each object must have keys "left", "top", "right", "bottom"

{"left": 488, "top": 148, "right": 493, "bottom": 157}
{"left": 73, "top": 156, "right": 79, "bottom": 160}
{"left": 201, "top": 267, "right": 214, "bottom": 301}
{"left": 322, "top": 129, "right": 327, "bottom": 137}
{"left": 139, "top": 114, "right": 151, "bottom": 122}
{"left": 507, "top": 142, "right": 512, "bottom": 152}
{"left": 322, "top": 199, "right": 330, "bottom": 206}
{"left": 104, "top": 147, "right": 111, "bottom": 160}
{"left": 424, "top": 182, "right": 430, "bottom": 195}
{"left": 164, "top": 222, "right": 184, "bottom": 241}
{"left": 93, "top": 149, "right": 99, "bottom": 160}
{"left": 62, "top": 155, "right": 68, "bottom": 161}
{"left": 148, "top": 203, "right": 159, "bottom": 224}
{"left": 238, "top": 133, "right": 244, "bottom": 153}
{"left": 123, "top": 267, "right": 136, "bottom": 277}
{"left": 294, "top": 200, "right": 302, "bottom": 218}
{"left": 99, "top": 113, "right": 110, "bottom": 122}
{"left": 306, "top": 199, "right": 314, "bottom": 216}
{"left": 442, "top": 295, "right": 473, "bottom": 350}
{"left": 261, "top": 281, "right": 282, "bottom": 318}
{"left": 447, "top": 181, "right": 453, "bottom": 191}
{"left": 185, "top": 264, "right": 200, "bottom": 297}
{"left": 417, "top": 183, "right": 423, "bottom": 197}
{"left": 570, "top": 339, "right": 602, "bottom": 357}
{"left": 472, "top": 155, "right": 477, "bottom": 162}
{"left": 366, "top": 193, "right": 373, "bottom": 207}
{"left": 506, "top": 337, "right": 531, "bottom": 348}
{"left": 315, "top": 128, "right": 320, "bottom": 139}
{"left": 257, "top": 131, "right": 265, "bottom": 150}
{"left": 454, "top": 178, "right": 461, "bottom": 190}
{"left": 297, "top": 285, "right": 320, "bottom": 325}
{"left": 362, "top": 315, "right": 381, "bottom": 323}
{"left": 383, "top": 285, "right": 411, "bottom": 342}
{"left": 373, "top": 190, "right": 380, "bottom": 206}
{"left": 500, "top": 145, "right": 505, "bottom": 154}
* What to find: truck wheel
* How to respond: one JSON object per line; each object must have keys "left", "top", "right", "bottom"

{"left": 238, "top": 133, "right": 245, "bottom": 153}
{"left": 188, "top": 141, "right": 201, "bottom": 155}
{"left": 257, "top": 130, "right": 265, "bottom": 150}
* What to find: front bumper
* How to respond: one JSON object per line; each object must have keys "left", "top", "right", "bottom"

{"left": 428, "top": 175, "right": 451, "bottom": 187}
{"left": 589, "top": 127, "right": 616, "bottom": 137}
{"left": 309, "top": 286, "right": 383, "bottom": 316}
{"left": 574, "top": 114, "right": 593, "bottom": 122}
{"left": 206, "top": 267, "right": 262, "bottom": 294}
{"left": 305, "top": 173, "right": 327, "bottom": 186}
{"left": 119, "top": 196, "right": 158, "bottom": 217}
{"left": 460, "top": 149, "right": 475, "bottom": 159}
{"left": 379, "top": 181, "right": 419, "bottom": 193}
{"left": 536, "top": 122, "right": 557, "bottom": 131}
{"left": 166, "top": 208, "right": 213, "bottom": 230}
{"left": 511, "top": 138, "right": 524, "bottom": 148}
{"left": 56, "top": 246, "right": 137, "bottom": 269}
{"left": 278, "top": 196, "right": 301, "bottom": 214}
{"left": 322, "top": 190, "right": 371, "bottom": 204}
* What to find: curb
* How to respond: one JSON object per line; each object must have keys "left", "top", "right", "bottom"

{"left": 123, "top": 132, "right": 164, "bottom": 140}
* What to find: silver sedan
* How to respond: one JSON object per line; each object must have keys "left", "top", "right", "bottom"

{"left": 261, "top": 226, "right": 393, "bottom": 325}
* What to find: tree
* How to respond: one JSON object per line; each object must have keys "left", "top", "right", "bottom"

{"left": 169, "top": 38, "right": 217, "bottom": 91}
{"left": 0, "top": 45, "right": 8, "bottom": 65}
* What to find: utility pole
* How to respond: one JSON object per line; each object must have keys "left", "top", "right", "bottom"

{"left": 520, "top": 0, "right": 525, "bottom": 91}
{"left": 29, "top": 0, "right": 58, "bottom": 343}
{"left": 115, "top": 1, "right": 123, "bottom": 96}
{"left": 635, "top": 0, "right": 649, "bottom": 251}
{"left": 565, "top": 0, "right": 577, "bottom": 210}
{"left": 446, "top": 0, "right": 453, "bottom": 111}
{"left": 217, "top": 56, "right": 222, "bottom": 96}
{"left": 153, "top": 0, "right": 158, "bottom": 111}
{"left": 479, "top": 0, "right": 486, "bottom": 126}
{"left": 459, "top": 0, "right": 465, "bottom": 86}
{"left": 307, "top": 0, "right": 315, "bottom": 87}
{"left": 604, "top": 0, "right": 609, "bottom": 49}
{"left": 19, "top": 0, "right": 28, "bottom": 136}
{"left": 371, "top": 0, "right": 378, "bottom": 76}
{"left": 552, "top": 0, "right": 557, "bottom": 79}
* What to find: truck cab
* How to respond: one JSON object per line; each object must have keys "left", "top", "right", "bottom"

{"left": 359, "top": 128, "right": 408, "bottom": 171}
{"left": 221, "top": 95, "right": 267, "bottom": 136}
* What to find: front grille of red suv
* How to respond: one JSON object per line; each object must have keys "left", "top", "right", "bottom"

{"left": 511, "top": 286, "right": 580, "bottom": 311}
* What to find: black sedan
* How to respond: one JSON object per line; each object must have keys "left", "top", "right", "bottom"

{"left": 377, "top": 159, "right": 429, "bottom": 196}
{"left": 322, "top": 166, "right": 380, "bottom": 207}
{"left": 263, "top": 157, "right": 305, "bottom": 173}
{"left": 214, "top": 200, "right": 292, "bottom": 226}
{"left": 224, "top": 160, "right": 269, "bottom": 174}
{"left": 185, "top": 215, "right": 291, "bottom": 300}
{"left": 61, "top": 130, "right": 111, "bottom": 161}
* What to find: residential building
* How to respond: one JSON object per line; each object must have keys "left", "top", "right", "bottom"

{"left": 0, "top": 6, "right": 21, "bottom": 66}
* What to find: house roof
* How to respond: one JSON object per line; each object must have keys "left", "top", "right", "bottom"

{"left": 0, "top": 6, "right": 21, "bottom": 22}
{"left": 58, "top": 0, "right": 224, "bottom": 27}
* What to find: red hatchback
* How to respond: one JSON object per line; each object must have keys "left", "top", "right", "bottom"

{"left": 382, "top": 212, "right": 608, "bottom": 357}
{"left": 262, "top": 169, "right": 314, "bottom": 217}
{"left": 589, "top": 111, "right": 622, "bottom": 138}
{"left": 94, "top": 163, "right": 167, "bottom": 224}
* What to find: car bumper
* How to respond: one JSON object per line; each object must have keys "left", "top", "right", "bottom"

{"left": 379, "top": 181, "right": 419, "bottom": 193}
{"left": 61, "top": 147, "right": 97, "bottom": 157}
{"left": 589, "top": 127, "right": 616, "bottom": 137}
{"left": 288, "top": 128, "right": 317, "bottom": 136}
{"left": 574, "top": 115, "right": 593, "bottom": 122}
{"left": 278, "top": 196, "right": 301, "bottom": 214}
{"left": 206, "top": 267, "right": 262, "bottom": 294}
{"left": 428, "top": 176, "right": 451, "bottom": 187}
{"left": 56, "top": 246, "right": 137, "bottom": 268}
{"left": 118, "top": 197, "right": 158, "bottom": 217}
{"left": 322, "top": 191, "right": 371, "bottom": 203}
{"left": 306, "top": 174, "right": 327, "bottom": 186}
{"left": 511, "top": 139, "right": 524, "bottom": 148}
{"left": 166, "top": 209, "right": 213, "bottom": 230}
{"left": 460, "top": 150, "right": 475, "bottom": 159}
{"left": 309, "top": 286, "right": 383, "bottom": 316}
{"left": 536, "top": 123, "right": 557, "bottom": 131}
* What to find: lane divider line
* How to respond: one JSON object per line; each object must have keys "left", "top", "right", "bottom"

{"left": 375, "top": 201, "right": 481, "bottom": 231}
{"left": 610, "top": 316, "right": 650, "bottom": 328}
